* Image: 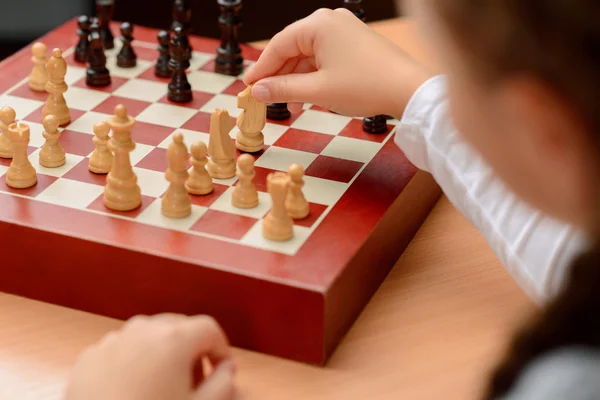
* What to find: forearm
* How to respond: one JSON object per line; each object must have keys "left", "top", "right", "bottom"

{"left": 394, "top": 76, "right": 589, "bottom": 304}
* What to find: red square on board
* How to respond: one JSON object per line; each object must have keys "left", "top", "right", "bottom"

{"left": 182, "top": 111, "right": 235, "bottom": 133}
{"left": 188, "top": 183, "right": 229, "bottom": 208}
{"left": 0, "top": 146, "right": 38, "bottom": 167}
{"left": 87, "top": 193, "right": 155, "bottom": 218}
{"left": 304, "top": 155, "right": 363, "bottom": 183}
{"left": 293, "top": 203, "right": 328, "bottom": 228}
{"left": 137, "top": 67, "right": 171, "bottom": 83}
{"left": 0, "top": 173, "right": 58, "bottom": 197}
{"left": 23, "top": 107, "right": 86, "bottom": 127}
{"left": 190, "top": 209, "right": 257, "bottom": 240}
{"left": 62, "top": 159, "right": 108, "bottom": 186}
{"left": 132, "top": 45, "right": 158, "bottom": 62}
{"left": 338, "top": 118, "right": 392, "bottom": 143}
{"left": 92, "top": 96, "right": 151, "bottom": 117}
{"left": 222, "top": 80, "right": 248, "bottom": 96}
{"left": 157, "top": 90, "right": 214, "bottom": 110}
{"left": 134, "top": 147, "right": 176, "bottom": 172}
{"left": 65, "top": 52, "right": 87, "bottom": 67}
{"left": 59, "top": 130, "right": 97, "bottom": 156}
{"left": 272, "top": 128, "right": 334, "bottom": 154}
{"left": 73, "top": 76, "right": 129, "bottom": 93}
{"left": 8, "top": 82, "right": 48, "bottom": 102}
{"left": 130, "top": 121, "right": 175, "bottom": 147}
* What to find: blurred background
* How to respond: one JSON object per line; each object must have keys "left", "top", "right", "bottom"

{"left": 0, "top": 0, "right": 399, "bottom": 61}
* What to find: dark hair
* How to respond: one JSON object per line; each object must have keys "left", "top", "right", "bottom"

{"left": 433, "top": 1, "right": 600, "bottom": 398}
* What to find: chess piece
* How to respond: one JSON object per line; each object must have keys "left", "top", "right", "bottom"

{"left": 236, "top": 84, "right": 266, "bottom": 153}
{"left": 207, "top": 109, "right": 236, "bottom": 179}
{"left": 362, "top": 115, "right": 388, "bottom": 134}
{"left": 103, "top": 104, "right": 142, "bottom": 211}
{"left": 42, "top": 48, "right": 70, "bottom": 126}
{"left": 155, "top": 30, "right": 172, "bottom": 78}
{"left": 232, "top": 154, "right": 258, "bottom": 208}
{"left": 86, "top": 30, "right": 111, "bottom": 87}
{"left": 0, "top": 106, "right": 16, "bottom": 159}
{"left": 171, "top": 0, "right": 192, "bottom": 52}
{"left": 117, "top": 22, "right": 137, "bottom": 68}
{"left": 89, "top": 121, "right": 113, "bottom": 174}
{"left": 162, "top": 133, "right": 192, "bottom": 218}
{"left": 267, "top": 103, "right": 291, "bottom": 120}
{"left": 263, "top": 172, "right": 293, "bottom": 241}
{"left": 96, "top": 0, "right": 115, "bottom": 50}
{"left": 29, "top": 42, "right": 48, "bottom": 92}
{"left": 6, "top": 122, "right": 37, "bottom": 189}
{"left": 343, "top": 0, "right": 366, "bottom": 21}
{"left": 39, "top": 115, "right": 66, "bottom": 168}
{"left": 186, "top": 141, "right": 213, "bottom": 195}
{"left": 215, "top": 0, "right": 243, "bottom": 76}
{"left": 75, "top": 16, "right": 91, "bottom": 63}
{"left": 285, "top": 164, "right": 309, "bottom": 219}
{"left": 167, "top": 24, "right": 193, "bottom": 103}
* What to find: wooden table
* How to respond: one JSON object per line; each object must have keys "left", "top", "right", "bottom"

{"left": 0, "top": 18, "right": 535, "bottom": 400}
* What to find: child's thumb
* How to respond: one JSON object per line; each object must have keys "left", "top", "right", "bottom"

{"left": 192, "top": 360, "right": 236, "bottom": 400}
{"left": 251, "top": 72, "right": 323, "bottom": 105}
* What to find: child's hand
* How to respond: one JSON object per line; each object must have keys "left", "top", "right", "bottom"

{"left": 65, "top": 314, "right": 235, "bottom": 400}
{"left": 243, "top": 8, "right": 431, "bottom": 118}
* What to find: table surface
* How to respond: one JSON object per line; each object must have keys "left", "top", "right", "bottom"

{"left": 0, "top": 17, "right": 535, "bottom": 400}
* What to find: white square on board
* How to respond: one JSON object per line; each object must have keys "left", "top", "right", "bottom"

{"left": 136, "top": 198, "right": 207, "bottom": 231}
{"left": 0, "top": 95, "right": 43, "bottom": 120}
{"left": 199, "top": 94, "right": 240, "bottom": 117}
{"left": 28, "top": 150, "right": 83, "bottom": 177}
{"left": 240, "top": 221, "right": 311, "bottom": 256}
{"left": 36, "top": 179, "right": 104, "bottom": 209}
{"left": 321, "top": 136, "right": 383, "bottom": 164}
{"left": 136, "top": 103, "right": 197, "bottom": 128}
{"left": 187, "top": 70, "right": 237, "bottom": 94}
{"left": 0, "top": 166, "right": 7, "bottom": 178}
{"left": 63, "top": 86, "right": 111, "bottom": 111}
{"left": 254, "top": 146, "right": 317, "bottom": 172}
{"left": 26, "top": 122, "right": 46, "bottom": 147}
{"left": 67, "top": 111, "right": 112, "bottom": 135}
{"left": 132, "top": 167, "right": 169, "bottom": 197}
{"left": 303, "top": 176, "right": 348, "bottom": 206}
{"left": 129, "top": 143, "right": 156, "bottom": 166}
{"left": 157, "top": 129, "right": 210, "bottom": 149}
{"left": 64, "top": 66, "right": 87, "bottom": 85}
{"left": 209, "top": 186, "right": 271, "bottom": 219}
{"left": 188, "top": 52, "right": 215, "bottom": 71}
{"left": 113, "top": 79, "right": 167, "bottom": 102}
{"left": 291, "top": 109, "right": 353, "bottom": 136}
{"left": 106, "top": 59, "right": 154, "bottom": 79}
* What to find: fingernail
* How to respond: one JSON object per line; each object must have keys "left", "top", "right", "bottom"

{"left": 252, "top": 83, "right": 270, "bottom": 102}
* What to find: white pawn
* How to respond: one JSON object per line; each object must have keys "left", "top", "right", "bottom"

{"left": 162, "top": 133, "right": 192, "bottom": 218}
{"left": 185, "top": 141, "right": 213, "bottom": 195}
{"left": 0, "top": 106, "right": 16, "bottom": 159}
{"left": 232, "top": 153, "right": 258, "bottom": 209}
{"left": 285, "top": 164, "right": 309, "bottom": 219}
{"left": 89, "top": 121, "right": 113, "bottom": 174}
{"left": 29, "top": 42, "right": 48, "bottom": 92}
{"left": 39, "top": 115, "right": 66, "bottom": 168}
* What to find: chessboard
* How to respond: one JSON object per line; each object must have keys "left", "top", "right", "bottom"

{"left": 0, "top": 19, "right": 441, "bottom": 365}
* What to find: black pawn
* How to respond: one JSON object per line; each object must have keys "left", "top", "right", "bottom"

{"left": 86, "top": 30, "right": 111, "bottom": 87}
{"left": 96, "top": 0, "right": 115, "bottom": 50}
{"left": 155, "top": 30, "right": 172, "bottom": 78}
{"left": 362, "top": 115, "right": 388, "bottom": 134}
{"left": 168, "top": 25, "right": 193, "bottom": 103}
{"left": 267, "top": 103, "right": 291, "bottom": 120}
{"left": 172, "top": 0, "right": 192, "bottom": 52}
{"left": 117, "top": 22, "right": 137, "bottom": 68}
{"left": 344, "top": 0, "right": 366, "bottom": 21}
{"left": 215, "top": 0, "right": 244, "bottom": 76}
{"left": 75, "top": 16, "right": 91, "bottom": 63}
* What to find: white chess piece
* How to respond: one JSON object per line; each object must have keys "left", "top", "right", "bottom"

{"left": 6, "top": 122, "right": 37, "bottom": 189}
{"left": 39, "top": 114, "right": 66, "bottom": 168}
{"left": 263, "top": 172, "right": 294, "bottom": 241}
{"left": 42, "top": 48, "right": 70, "bottom": 126}
{"left": 207, "top": 109, "right": 236, "bottom": 179}
{"left": 0, "top": 106, "right": 16, "bottom": 159}
{"left": 235, "top": 84, "right": 266, "bottom": 153}
{"left": 185, "top": 141, "right": 213, "bottom": 195}
{"left": 89, "top": 121, "right": 113, "bottom": 174}
{"left": 285, "top": 164, "right": 309, "bottom": 219}
{"left": 29, "top": 42, "right": 48, "bottom": 92}
{"left": 231, "top": 153, "right": 258, "bottom": 208}
{"left": 162, "top": 133, "right": 192, "bottom": 218}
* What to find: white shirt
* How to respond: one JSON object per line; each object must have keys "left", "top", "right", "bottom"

{"left": 394, "top": 75, "right": 589, "bottom": 305}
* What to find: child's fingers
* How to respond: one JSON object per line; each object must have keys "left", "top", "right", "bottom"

{"left": 192, "top": 361, "right": 236, "bottom": 400}
{"left": 175, "top": 315, "right": 232, "bottom": 366}
{"left": 251, "top": 71, "right": 326, "bottom": 105}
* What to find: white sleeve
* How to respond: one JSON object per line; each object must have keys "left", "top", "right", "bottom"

{"left": 394, "top": 75, "right": 589, "bottom": 305}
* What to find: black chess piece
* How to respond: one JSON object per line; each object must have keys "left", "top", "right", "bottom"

{"left": 117, "top": 22, "right": 137, "bottom": 68}
{"left": 171, "top": 0, "right": 192, "bottom": 52}
{"left": 96, "top": 0, "right": 115, "bottom": 50}
{"left": 344, "top": 0, "right": 366, "bottom": 21}
{"left": 75, "top": 16, "right": 91, "bottom": 63}
{"left": 362, "top": 115, "right": 388, "bottom": 134}
{"left": 155, "top": 30, "right": 172, "bottom": 78}
{"left": 168, "top": 25, "right": 193, "bottom": 103}
{"left": 215, "top": 0, "right": 244, "bottom": 76}
{"left": 267, "top": 103, "right": 291, "bottom": 120}
{"left": 86, "top": 30, "right": 111, "bottom": 87}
